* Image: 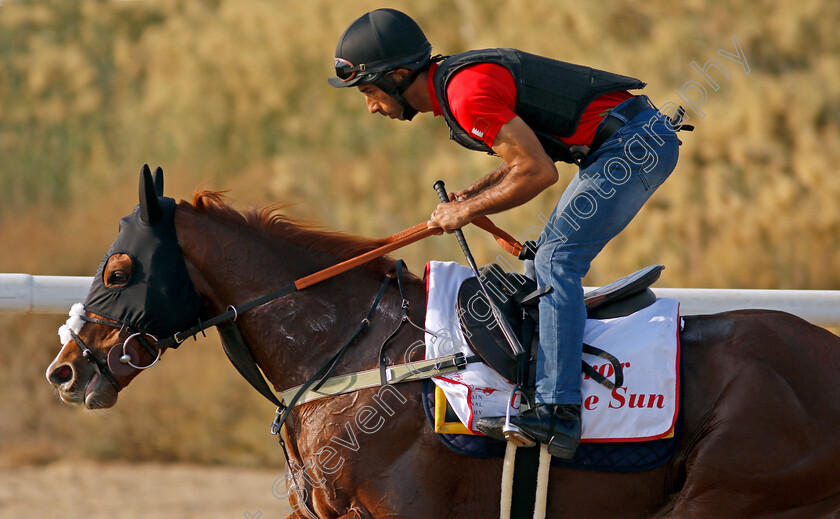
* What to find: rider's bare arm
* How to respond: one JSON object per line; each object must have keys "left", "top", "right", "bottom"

{"left": 430, "top": 116, "right": 558, "bottom": 231}
{"left": 451, "top": 163, "right": 511, "bottom": 201}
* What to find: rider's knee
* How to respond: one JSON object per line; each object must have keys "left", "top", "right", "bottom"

{"left": 534, "top": 244, "right": 586, "bottom": 280}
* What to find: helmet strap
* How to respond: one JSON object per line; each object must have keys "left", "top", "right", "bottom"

{"left": 374, "top": 69, "right": 422, "bottom": 121}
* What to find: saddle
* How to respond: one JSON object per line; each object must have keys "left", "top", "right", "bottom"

{"left": 456, "top": 264, "right": 664, "bottom": 385}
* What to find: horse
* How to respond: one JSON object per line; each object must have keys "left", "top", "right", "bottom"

{"left": 46, "top": 167, "right": 840, "bottom": 518}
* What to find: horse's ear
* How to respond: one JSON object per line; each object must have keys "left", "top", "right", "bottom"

{"left": 152, "top": 166, "right": 164, "bottom": 197}
{"left": 139, "top": 164, "right": 163, "bottom": 224}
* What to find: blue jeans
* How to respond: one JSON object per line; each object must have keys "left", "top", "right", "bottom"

{"left": 531, "top": 97, "right": 680, "bottom": 405}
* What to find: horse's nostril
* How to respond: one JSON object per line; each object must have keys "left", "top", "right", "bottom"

{"left": 50, "top": 365, "right": 74, "bottom": 386}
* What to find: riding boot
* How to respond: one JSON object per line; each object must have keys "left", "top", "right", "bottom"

{"left": 475, "top": 404, "right": 581, "bottom": 459}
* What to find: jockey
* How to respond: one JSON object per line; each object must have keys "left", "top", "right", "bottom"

{"left": 328, "top": 8, "right": 681, "bottom": 459}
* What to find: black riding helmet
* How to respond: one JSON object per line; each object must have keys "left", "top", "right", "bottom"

{"left": 328, "top": 8, "right": 433, "bottom": 120}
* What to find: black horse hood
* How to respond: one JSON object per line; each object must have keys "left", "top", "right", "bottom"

{"left": 84, "top": 166, "right": 201, "bottom": 338}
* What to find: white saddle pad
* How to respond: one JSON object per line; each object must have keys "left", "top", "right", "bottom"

{"left": 424, "top": 261, "right": 680, "bottom": 442}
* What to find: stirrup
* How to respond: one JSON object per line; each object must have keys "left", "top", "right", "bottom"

{"left": 503, "top": 425, "right": 536, "bottom": 447}
{"left": 502, "top": 386, "right": 535, "bottom": 447}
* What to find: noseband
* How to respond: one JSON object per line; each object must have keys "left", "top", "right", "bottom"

{"left": 71, "top": 314, "right": 163, "bottom": 393}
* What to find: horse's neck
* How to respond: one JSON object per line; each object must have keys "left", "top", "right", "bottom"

{"left": 174, "top": 207, "right": 426, "bottom": 390}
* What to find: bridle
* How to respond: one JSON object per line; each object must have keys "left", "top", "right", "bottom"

{"left": 70, "top": 314, "right": 163, "bottom": 392}
{"left": 70, "top": 213, "right": 524, "bottom": 391}
{"left": 68, "top": 213, "right": 525, "bottom": 519}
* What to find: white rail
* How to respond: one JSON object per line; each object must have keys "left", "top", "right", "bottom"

{"left": 1, "top": 274, "right": 839, "bottom": 327}
{"left": 0, "top": 274, "right": 93, "bottom": 314}
{"left": 650, "top": 288, "right": 840, "bottom": 327}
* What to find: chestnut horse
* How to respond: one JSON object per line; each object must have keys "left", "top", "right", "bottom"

{"left": 47, "top": 169, "right": 840, "bottom": 518}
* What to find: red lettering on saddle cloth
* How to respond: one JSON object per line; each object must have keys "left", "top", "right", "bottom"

{"left": 608, "top": 387, "right": 666, "bottom": 410}
{"left": 583, "top": 361, "right": 632, "bottom": 380}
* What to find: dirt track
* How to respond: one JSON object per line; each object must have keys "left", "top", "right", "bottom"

{"left": 0, "top": 461, "right": 290, "bottom": 519}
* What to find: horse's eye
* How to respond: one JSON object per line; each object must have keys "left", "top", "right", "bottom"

{"left": 104, "top": 253, "right": 133, "bottom": 288}
{"left": 107, "top": 270, "right": 130, "bottom": 286}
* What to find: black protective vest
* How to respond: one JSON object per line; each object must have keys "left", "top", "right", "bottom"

{"left": 432, "top": 48, "right": 646, "bottom": 163}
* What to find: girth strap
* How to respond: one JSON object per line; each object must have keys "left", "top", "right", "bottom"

{"left": 281, "top": 352, "right": 474, "bottom": 407}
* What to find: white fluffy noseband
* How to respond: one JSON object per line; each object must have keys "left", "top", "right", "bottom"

{"left": 58, "top": 303, "right": 86, "bottom": 346}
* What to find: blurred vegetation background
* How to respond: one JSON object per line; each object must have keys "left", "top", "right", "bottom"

{"left": 1, "top": 0, "right": 838, "bottom": 467}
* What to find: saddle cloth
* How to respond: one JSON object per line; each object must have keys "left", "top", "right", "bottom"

{"left": 424, "top": 261, "right": 680, "bottom": 442}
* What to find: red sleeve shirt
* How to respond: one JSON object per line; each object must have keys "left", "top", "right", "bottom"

{"left": 428, "top": 62, "right": 633, "bottom": 149}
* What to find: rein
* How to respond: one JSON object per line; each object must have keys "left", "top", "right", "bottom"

{"left": 74, "top": 216, "right": 522, "bottom": 398}
{"left": 162, "top": 215, "right": 522, "bottom": 349}
{"left": 73, "top": 216, "right": 522, "bottom": 519}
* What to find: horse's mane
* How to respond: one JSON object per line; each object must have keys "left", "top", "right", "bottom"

{"left": 183, "top": 190, "right": 404, "bottom": 278}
